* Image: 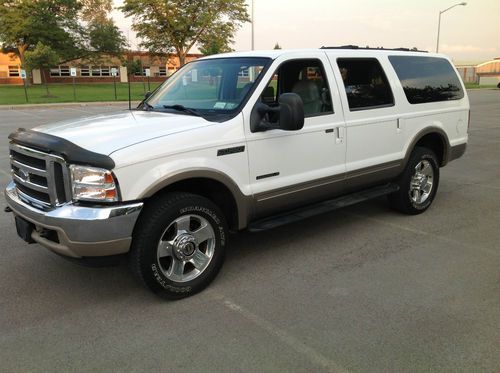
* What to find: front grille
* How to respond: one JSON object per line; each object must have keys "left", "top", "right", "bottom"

{"left": 9, "top": 143, "right": 72, "bottom": 210}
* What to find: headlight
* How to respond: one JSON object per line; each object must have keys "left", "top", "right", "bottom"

{"left": 69, "top": 165, "right": 119, "bottom": 202}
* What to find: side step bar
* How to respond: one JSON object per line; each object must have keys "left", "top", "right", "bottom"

{"left": 248, "top": 183, "right": 399, "bottom": 232}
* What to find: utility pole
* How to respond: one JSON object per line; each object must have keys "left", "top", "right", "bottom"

{"left": 251, "top": 0, "right": 255, "bottom": 50}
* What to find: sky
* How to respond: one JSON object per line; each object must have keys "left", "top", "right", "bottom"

{"left": 112, "top": 0, "right": 500, "bottom": 64}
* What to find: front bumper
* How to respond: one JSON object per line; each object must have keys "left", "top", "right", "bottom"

{"left": 4, "top": 181, "right": 143, "bottom": 258}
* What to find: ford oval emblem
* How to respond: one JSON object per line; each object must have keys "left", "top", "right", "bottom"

{"left": 19, "top": 169, "right": 30, "bottom": 182}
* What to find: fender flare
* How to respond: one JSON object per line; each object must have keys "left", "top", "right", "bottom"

{"left": 139, "top": 168, "right": 252, "bottom": 230}
{"left": 403, "top": 127, "right": 451, "bottom": 168}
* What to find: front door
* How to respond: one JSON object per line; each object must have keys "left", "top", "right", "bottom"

{"left": 243, "top": 53, "right": 346, "bottom": 218}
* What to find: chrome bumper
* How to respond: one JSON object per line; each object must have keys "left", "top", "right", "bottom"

{"left": 4, "top": 181, "right": 143, "bottom": 258}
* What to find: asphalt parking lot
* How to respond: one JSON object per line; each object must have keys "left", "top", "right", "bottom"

{"left": 0, "top": 91, "right": 499, "bottom": 372}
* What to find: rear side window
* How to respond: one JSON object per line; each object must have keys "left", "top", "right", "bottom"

{"left": 337, "top": 58, "right": 394, "bottom": 111}
{"left": 389, "top": 56, "right": 464, "bottom": 104}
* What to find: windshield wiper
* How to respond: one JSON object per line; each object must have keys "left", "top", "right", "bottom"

{"left": 163, "top": 104, "right": 201, "bottom": 117}
{"left": 142, "top": 102, "right": 154, "bottom": 110}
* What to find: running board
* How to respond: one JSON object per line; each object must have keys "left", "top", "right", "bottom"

{"left": 248, "top": 183, "right": 399, "bottom": 232}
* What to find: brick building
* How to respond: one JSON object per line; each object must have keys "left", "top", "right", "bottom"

{"left": 0, "top": 51, "right": 202, "bottom": 85}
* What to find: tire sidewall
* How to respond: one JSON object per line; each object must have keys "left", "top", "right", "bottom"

{"left": 135, "top": 194, "right": 227, "bottom": 298}
{"left": 403, "top": 148, "right": 440, "bottom": 212}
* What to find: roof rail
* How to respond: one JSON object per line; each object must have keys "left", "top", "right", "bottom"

{"left": 320, "top": 45, "right": 428, "bottom": 53}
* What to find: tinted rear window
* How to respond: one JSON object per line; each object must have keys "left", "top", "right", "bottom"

{"left": 389, "top": 56, "right": 464, "bottom": 104}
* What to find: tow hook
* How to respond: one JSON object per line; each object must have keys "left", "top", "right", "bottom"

{"left": 4, "top": 206, "right": 12, "bottom": 213}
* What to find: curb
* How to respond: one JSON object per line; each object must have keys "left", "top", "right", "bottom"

{"left": 466, "top": 88, "right": 499, "bottom": 91}
{"left": 0, "top": 101, "right": 140, "bottom": 110}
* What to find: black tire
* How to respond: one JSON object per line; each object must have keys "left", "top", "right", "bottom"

{"left": 130, "top": 192, "right": 228, "bottom": 299}
{"left": 388, "top": 147, "right": 440, "bottom": 215}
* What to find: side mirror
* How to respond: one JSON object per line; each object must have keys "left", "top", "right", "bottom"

{"left": 277, "top": 93, "right": 304, "bottom": 131}
{"left": 144, "top": 91, "right": 152, "bottom": 99}
{"left": 250, "top": 92, "right": 305, "bottom": 132}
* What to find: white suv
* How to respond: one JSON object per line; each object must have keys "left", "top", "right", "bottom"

{"left": 5, "top": 47, "right": 469, "bottom": 298}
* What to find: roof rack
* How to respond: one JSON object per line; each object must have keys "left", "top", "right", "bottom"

{"left": 320, "top": 45, "right": 428, "bottom": 53}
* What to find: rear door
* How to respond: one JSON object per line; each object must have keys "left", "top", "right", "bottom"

{"left": 328, "top": 54, "right": 405, "bottom": 189}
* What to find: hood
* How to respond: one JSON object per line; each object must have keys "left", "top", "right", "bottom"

{"left": 33, "top": 110, "right": 211, "bottom": 155}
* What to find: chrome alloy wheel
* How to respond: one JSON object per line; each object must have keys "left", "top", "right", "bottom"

{"left": 156, "top": 214, "right": 216, "bottom": 283}
{"left": 409, "top": 160, "right": 434, "bottom": 204}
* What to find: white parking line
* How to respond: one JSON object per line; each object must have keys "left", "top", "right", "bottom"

{"left": 212, "top": 293, "right": 348, "bottom": 373}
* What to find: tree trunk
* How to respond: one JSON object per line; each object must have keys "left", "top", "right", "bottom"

{"left": 41, "top": 69, "right": 50, "bottom": 96}
{"left": 177, "top": 48, "right": 187, "bottom": 67}
{"left": 17, "top": 44, "right": 30, "bottom": 86}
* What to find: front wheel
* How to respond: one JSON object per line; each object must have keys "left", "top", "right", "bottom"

{"left": 388, "top": 147, "right": 440, "bottom": 215}
{"left": 130, "top": 192, "right": 228, "bottom": 299}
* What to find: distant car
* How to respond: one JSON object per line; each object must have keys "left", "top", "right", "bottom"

{"left": 5, "top": 47, "right": 469, "bottom": 299}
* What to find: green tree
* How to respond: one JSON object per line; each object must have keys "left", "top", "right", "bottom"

{"left": 120, "top": 0, "right": 249, "bottom": 66}
{"left": 85, "top": 19, "right": 128, "bottom": 63}
{"left": 0, "top": 0, "right": 126, "bottom": 68}
{"left": 24, "top": 42, "right": 60, "bottom": 96}
{"left": 124, "top": 58, "right": 142, "bottom": 77}
{"left": 273, "top": 42, "right": 282, "bottom": 50}
{"left": 199, "top": 37, "right": 234, "bottom": 56}
{"left": 0, "top": 0, "right": 82, "bottom": 68}
{"left": 80, "top": 0, "right": 112, "bottom": 23}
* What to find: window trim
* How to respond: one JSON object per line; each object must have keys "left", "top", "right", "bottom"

{"left": 259, "top": 57, "right": 335, "bottom": 118}
{"left": 336, "top": 57, "right": 395, "bottom": 112}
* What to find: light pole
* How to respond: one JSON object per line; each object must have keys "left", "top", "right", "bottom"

{"left": 436, "top": 2, "right": 467, "bottom": 53}
{"left": 251, "top": 0, "right": 255, "bottom": 50}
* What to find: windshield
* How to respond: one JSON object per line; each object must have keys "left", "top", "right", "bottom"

{"left": 145, "top": 57, "right": 271, "bottom": 115}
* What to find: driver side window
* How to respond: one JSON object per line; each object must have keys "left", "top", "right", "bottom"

{"left": 261, "top": 59, "right": 333, "bottom": 118}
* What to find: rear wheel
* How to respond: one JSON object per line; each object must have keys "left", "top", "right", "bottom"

{"left": 389, "top": 147, "right": 440, "bottom": 215}
{"left": 130, "top": 192, "right": 227, "bottom": 299}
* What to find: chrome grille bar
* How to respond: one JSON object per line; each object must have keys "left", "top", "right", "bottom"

{"left": 10, "top": 159, "right": 46, "bottom": 176}
{"left": 12, "top": 173, "right": 48, "bottom": 192}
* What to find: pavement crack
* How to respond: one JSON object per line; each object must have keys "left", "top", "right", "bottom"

{"left": 341, "top": 211, "right": 498, "bottom": 257}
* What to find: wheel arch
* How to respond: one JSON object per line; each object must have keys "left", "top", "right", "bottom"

{"left": 139, "top": 170, "right": 252, "bottom": 231}
{"left": 405, "top": 127, "right": 451, "bottom": 168}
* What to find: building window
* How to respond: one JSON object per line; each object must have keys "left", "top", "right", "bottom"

{"left": 80, "top": 66, "right": 90, "bottom": 76}
{"left": 91, "top": 66, "right": 101, "bottom": 77}
{"left": 158, "top": 66, "right": 167, "bottom": 76}
{"left": 77, "top": 66, "right": 118, "bottom": 77}
{"left": 59, "top": 66, "right": 70, "bottom": 76}
{"left": 101, "top": 67, "right": 110, "bottom": 76}
{"left": 49, "top": 66, "right": 71, "bottom": 77}
{"left": 8, "top": 66, "right": 20, "bottom": 77}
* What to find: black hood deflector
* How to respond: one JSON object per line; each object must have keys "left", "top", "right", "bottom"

{"left": 9, "top": 129, "right": 115, "bottom": 169}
